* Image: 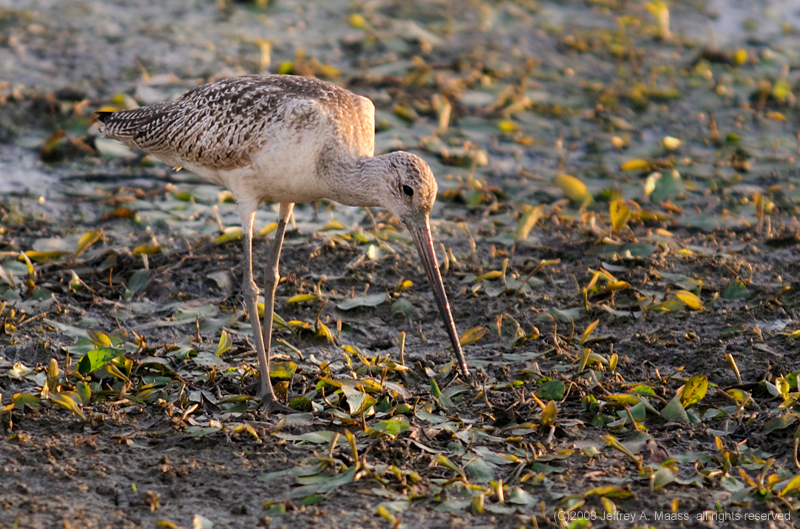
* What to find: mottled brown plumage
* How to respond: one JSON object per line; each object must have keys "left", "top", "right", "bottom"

{"left": 99, "top": 76, "right": 374, "bottom": 174}
{"left": 98, "top": 75, "right": 469, "bottom": 411}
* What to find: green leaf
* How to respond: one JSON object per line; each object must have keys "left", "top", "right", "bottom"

{"left": 289, "top": 467, "right": 357, "bottom": 498}
{"left": 436, "top": 455, "right": 463, "bottom": 476}
{"left": 723, "top": 280, "right": 749, "bottom": 300}
{"left": 75, "top": 381, "right": 92, "bottom": 404}
{"left": 621, "top": 242, "right": 656, "bottom": 258}
{"left": 369, "top": 418, "right": 411, "bottom": 439}
{"left": 77, "top": 347, "right": 122, "bottom": 376}
{"left": 535, "top": 380, "right": 565, "bottom": 401}
{"left": 465, "top": 456, "right": 496, "bottom": 482}
{"left": 12, "top": 392, "right": 42, "bottom": 410}
{"left": 661, "top": 396, "right": 690, "bottom": 424}
{"left": 270, "top": 361, "right": 297, "bottom": 380}
{"left": 184, "top": 426, "right": 222, "bottom": 438}
{"left": 127, "top": 269, "right": 150, "bottom": 294}
{"left": 296, "top": 494, "right": 325, "bottom": 506}
{"left": 391, "top": 298, "right": 414, "bottom": 318}
{"left": 341, "top": 384, "right": 373, "bottom": 415}
{"left": 762, "top": 414, "right": 797, "bottom": 435}
{"left": 430, "top": 378, "right": 441, "bottom": 399}
{"left": 507, "top": 487, "right": 537, "bottom": 506}
{"left": 289, "top": 397, "right": 313, "bottom": 412}
{"left": 652, "top": 467, "right": 676, "bottom": 490}
{"left": 260, "top": 468, "right": 297, "bottom": 483}
{"left": 646, "top": 170, "right": 684, "bottom": 202}
{"left": 337, "top": 293, "right": 387, "bottom": 311}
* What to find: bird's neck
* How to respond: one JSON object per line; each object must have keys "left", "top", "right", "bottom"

{"left": 323, "top": 155, "right": 387, "bottom": 208}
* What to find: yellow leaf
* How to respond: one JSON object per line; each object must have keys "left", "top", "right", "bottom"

{"left": 459, "top": 327, "right": 487, "bottom": 346}
{"left": 132, "top": 244, "right": 162, "bottom": 255}
{"left": 259, "top": 222, "right": 278, "bottom": 237}
{"left": 775, "top": 377, "right": 790, "bottom": 398}
{"left": 662, "top": 136, "right": 681, "bottom": 150}
{"left": 287, "top": 320, "right": 312, "bottom": 331}
{"left": 679, "top": 374, "right": 708, "bottom": 408}
{"left": 605, "top": 394, "right": 641, "bottom": 406}
{"left": 734, "top": 48, "right": 747, "bottom": 65}
{"left": 49, "top": 393, "right": 86, "bottom": 420}
{"left": 580, "top": 319, "right": 599, "bottom": 345}
{"left": 395, "top": 279, "right": 413, "bottom": 291}
{"left": 476, "top": 270, "right": 503, "bottom": 281}
{"left": 88, "top": 330, "right": 113, "bottom": 347}
{"left": 649, "top": 300, "right": 684, "bottom": 312}
{"left": 726, "top": 388, "right": 749, "bottom": 404}
{"left": 541, "top": 400, "right": 558, "bottom": 427}
{"left": 496, "top": 119, "right": 519, "bottom": 132}
{"left": 18, "top": 252, "right": 36, "bottom": 279}
{"left": 515, "top": 204, "right": 545, "bottom": 243}
{"left": 603, "top": 434, "right": 638, "bottom": 461}
{"left": 349, "top": 13, "right": 370, "bottom": 30}
{"left": 270, "top": 361, "right": 297, "bottom": 380}
{"left": 620, "top": 158, "right": 650, "bottom": 171}
{"left": 287, "top": 293, "right": 319, "bottom": 304}
{"left": 321, "top": 220, "right": 347, "bottom": 231}
{"left": 779, "top": 474, "right": 800, "bottom": 497}
{"left": 609, "top": 199, "right": 631, "bottom": 234}
{"left": 555, "top": 174, "right": 591, "bottom": 204}
{"left": 674, "top": 290, "right": 704, "bottom": 310}
{"left": 75, "top": 229, "right": 104, "bottom": 257}
{"left": 23, "top": 250, "right": 70, "bottom": 262}
{"left": 215, "top": 228, "right": 243, "bottom": 243}
{"left": 215, "top": 330, "right": 232, "bottom": 356}
{"left": 436, "top": 454, "right": 463, "bottom": 475}
{"left": 316, "top": 320, "right": 335, "bottom": 343}
{"left": 375, "top": 506, "right": 397, "bottom": 524}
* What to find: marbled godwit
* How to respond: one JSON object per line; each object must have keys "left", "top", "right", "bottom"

{"left": 96, "top": 74, "right": 469, "bottom": 412}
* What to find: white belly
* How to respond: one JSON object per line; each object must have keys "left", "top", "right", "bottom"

{"left": 181, "top": 142, "right": 327, "bottom": 205}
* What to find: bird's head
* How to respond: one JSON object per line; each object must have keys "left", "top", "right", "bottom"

{"left": 375, "top": 151, "right": 438, "bottom": 227}
{"left": 371, "top": 151, "right": 469, "bottom": 377}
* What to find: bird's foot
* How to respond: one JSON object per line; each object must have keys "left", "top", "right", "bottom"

{"left": 259, "top": 394, "right": 296, "bottom": 415}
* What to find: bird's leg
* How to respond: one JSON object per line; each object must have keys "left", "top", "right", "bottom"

{"left": 238, "top": 202, "right": 291, "bottom": 414}
{"left": 259, "top": 202, "right": 295, "bottom": 412}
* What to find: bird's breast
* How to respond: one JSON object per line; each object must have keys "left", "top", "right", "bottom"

{"left": 189, "top": 141, "right": 330, "bottom": 205}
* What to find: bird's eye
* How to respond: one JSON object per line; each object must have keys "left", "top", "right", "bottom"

{"left": 402, "top": 185, "right": 414, "bottom": 197}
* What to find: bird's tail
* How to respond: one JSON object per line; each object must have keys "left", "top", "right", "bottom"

{"left": 95, "top": 111, "right": 114, "bottom": 124}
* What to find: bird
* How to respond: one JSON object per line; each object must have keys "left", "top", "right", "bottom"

{"left": 96, "top": 74, "right": 470, "bottom": 412}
